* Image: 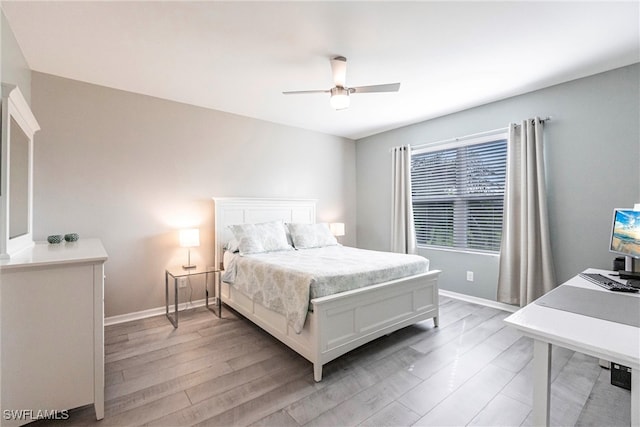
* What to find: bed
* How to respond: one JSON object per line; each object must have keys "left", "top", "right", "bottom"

{"left": 213, "top": 197, "right": 441, "bottom": 381}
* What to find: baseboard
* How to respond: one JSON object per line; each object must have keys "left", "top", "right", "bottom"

{"left": 439, "top": 289, "right": 519, "bottom": 313}
{"left": 104, "top": 298, "right": 207, "bottom": 326}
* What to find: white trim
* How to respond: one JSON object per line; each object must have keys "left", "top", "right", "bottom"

{"left": 104, "top": 298, "right": 207, "bottom": 326}
{"left": 418, "top": 245, "right": 500, "bottom": 257}
{"left": 439, "top": 289, "right": 518, "bottom": 313}
{"left": 412, "top": 128, "right": 508, "bottom": 155}
{"left": 1, "top": 85, "right": 40, "bottom": 259}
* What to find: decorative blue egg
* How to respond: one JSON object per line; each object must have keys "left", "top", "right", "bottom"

{"left": 47, "top": 235, "right": 63, "bottom": 244}
{"left": 64, "top": 233, "right": 79, "bottom": 242}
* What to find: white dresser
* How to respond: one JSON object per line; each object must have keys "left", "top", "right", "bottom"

{"left": 0, "top": 239, "right": 107, "bottom": 426}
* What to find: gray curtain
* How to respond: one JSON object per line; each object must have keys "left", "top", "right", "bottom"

{"left": 391, "top": 145, "right": 416, "bottom": 254}
{"left": 497, "top": 118, "right": 556, "bottom": 306}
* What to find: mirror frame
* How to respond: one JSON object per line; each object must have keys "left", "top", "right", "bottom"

{"left": 1, "top": 84, "right": 40, "bottom": 259}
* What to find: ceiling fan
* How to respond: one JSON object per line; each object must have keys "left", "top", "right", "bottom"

{"left": 282, "top": 56, "right": 400, "bottom": 110}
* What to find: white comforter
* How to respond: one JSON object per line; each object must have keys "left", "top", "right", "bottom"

{"left": 222, "top": 246, "right": 429, "bottom": 333}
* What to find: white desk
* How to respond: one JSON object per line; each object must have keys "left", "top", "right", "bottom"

{"left": 504, "top": 269, "right": 639, "bottom": 427}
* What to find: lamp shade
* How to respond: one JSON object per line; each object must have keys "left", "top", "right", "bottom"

{"left": 179, "top": 228, "right": 200, "bottom": 248}
{"left": 329, "top": 222, "right": 345, "bottom": 237}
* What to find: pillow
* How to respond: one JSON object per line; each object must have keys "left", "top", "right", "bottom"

{"left": 228, "top": 221, "right": 292, "bottom": 255}
{"left": 288, "top": 223, "right": 338, "bottom": 249}
{"left": 225, "top": 239, "right": 240, "bottom": 253}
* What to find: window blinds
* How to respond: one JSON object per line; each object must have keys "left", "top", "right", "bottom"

{"left": 411, "top": 138, "right": 507, "bottom": 253}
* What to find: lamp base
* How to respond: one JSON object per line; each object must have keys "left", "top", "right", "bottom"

{"left": 182, "top": 248, "right": 196, "bottom": 270}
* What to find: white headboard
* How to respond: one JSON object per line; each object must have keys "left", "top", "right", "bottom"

{"left": 212, "top": 197, "right": 317, "bottom": 269}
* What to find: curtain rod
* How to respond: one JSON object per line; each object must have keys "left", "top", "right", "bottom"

{"left": 409, "top": 116, "right": 552, "bottom": 152}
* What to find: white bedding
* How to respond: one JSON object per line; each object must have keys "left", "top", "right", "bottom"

{"left": 222, "top": 246, "right": 429, "bottom": 333}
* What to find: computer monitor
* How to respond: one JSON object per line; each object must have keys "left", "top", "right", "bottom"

{"left": 610, "top": 208, "right": 640, "bottom": 260}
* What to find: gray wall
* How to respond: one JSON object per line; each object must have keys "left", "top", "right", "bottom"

{"left": 31, "top": 72, "right": 356, "bottom": 317}
{"left": 356, "top": 64, "right": 640, "bottom": 301}
{"left": 1, "top": 11, "right": 30, "bottom": 103}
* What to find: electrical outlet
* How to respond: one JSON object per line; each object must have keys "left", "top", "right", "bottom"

{"left": 466, "top": 271, "right": 474, "bottom": 282}
{"left": 178, "top": 277, "right": 188, "bottom": 288}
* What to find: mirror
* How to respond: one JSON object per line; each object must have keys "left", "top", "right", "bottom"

{"left": 1, "top": 84, "right": 40, "bottom": 259}
{"left": 9, "top": 117, "right": 29, "bottom": 238}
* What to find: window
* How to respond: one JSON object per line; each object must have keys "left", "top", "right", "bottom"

{"left": 411, "top": 133, "right": 508, "bottom": 253}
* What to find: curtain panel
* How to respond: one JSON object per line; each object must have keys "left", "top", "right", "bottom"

{"left": 391, "top": 145, "right": 416, "bottom": 254}
{"left": 497, "top": 118, "right": 556, "bottom": 306}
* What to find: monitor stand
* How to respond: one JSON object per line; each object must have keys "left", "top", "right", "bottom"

{"left": 619, "top": 270, "right": 640, "bottom": 280}
{"left": 620, "top": 256, "right": 640, "bottom": 279}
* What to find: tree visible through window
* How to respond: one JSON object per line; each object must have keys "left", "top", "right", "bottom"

{"left": 411, "top": 134, "right": 508, "bottom": 253}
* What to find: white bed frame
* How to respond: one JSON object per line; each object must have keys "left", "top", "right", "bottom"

{"left": 213, "top": 197, "right": 441, "bottom": 381}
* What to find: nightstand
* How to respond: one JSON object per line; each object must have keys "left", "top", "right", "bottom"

{"left": 165, "top": 265, "right": 222, "bottom": 327}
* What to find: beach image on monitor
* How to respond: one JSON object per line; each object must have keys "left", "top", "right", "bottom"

{"left": 611, "top": 210, "right": 640, "bottom": 258}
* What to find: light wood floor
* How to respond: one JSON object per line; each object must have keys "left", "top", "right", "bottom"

{"left": 33, "top": 296, "right": 631, "bottom": 426}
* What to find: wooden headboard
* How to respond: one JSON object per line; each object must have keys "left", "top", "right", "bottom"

{"left": 212, "top": 197, "right": 317, "bottom": 269}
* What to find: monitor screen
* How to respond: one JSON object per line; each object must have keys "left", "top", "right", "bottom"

{"left": 610, "top": 209, "right": 640, "bottom": 259}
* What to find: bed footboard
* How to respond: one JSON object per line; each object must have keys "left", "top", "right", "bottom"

{"left": 310, "top": 269, "right": 440, "bottom": 381}
{"left": 221, "top": 270, "right": 440, "bottom": 382}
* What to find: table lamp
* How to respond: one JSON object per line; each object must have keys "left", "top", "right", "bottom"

{"left": 329, "top": 223, "right": 345, "bottom": 239}
{"left": 179, "top": 228, "right": 200, "bottom": 269}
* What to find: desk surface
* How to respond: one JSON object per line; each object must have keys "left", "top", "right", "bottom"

{"left": 504, "top": 268, "right": 640, "bottom": 370}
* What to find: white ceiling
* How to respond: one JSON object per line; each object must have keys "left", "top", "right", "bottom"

{"left": 2, "top": 1, "right": 639, "bottom": 140}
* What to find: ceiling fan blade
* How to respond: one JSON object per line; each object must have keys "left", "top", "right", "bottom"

{"left": 282, "top": 89, "right": 330, "bottom": 95}
{"left": 351, "top": 83, "right": 401, "bottom": 93}
{"left": 330, "top": 56, "right": 347, "bottom": 87}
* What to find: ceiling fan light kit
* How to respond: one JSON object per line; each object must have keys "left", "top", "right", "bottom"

{"left": 283, "top": 56, "right": 400, "bottom": 111}
{"left": 329, "top": 87, "right": 350, "bottom": 110}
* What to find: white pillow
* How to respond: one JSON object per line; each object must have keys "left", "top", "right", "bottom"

{"left": 225, "top": 239, "right": 240, "bottom": 253}
{"left": 288, "top": 223, "right": 338, "bottom": 249}
{"left": 228, "top": 221, "right": 292, "bottom": 255}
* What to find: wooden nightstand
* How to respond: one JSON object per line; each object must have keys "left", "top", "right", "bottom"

{"left": 165, "top": 265, "right": 222, "bottom": 327}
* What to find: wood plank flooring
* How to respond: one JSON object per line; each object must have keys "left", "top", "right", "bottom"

{"left": 31, "top": 296, "right": 631, "bottom": 426}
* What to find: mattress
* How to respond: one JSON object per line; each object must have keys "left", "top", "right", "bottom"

{"left": 222, "top": 245, "right": 429, "bottom": 333}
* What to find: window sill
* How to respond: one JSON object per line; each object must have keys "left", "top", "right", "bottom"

{"left": 416, "top": 245, "right": 500, "bottom": 257}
